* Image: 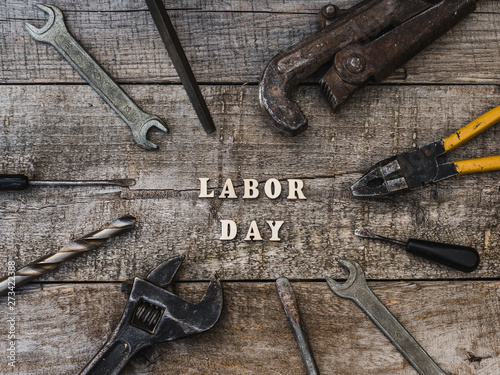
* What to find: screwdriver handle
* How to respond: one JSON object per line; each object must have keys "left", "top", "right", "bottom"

{"left": 406, "top": 239, "right": 480, "bottom": 273}
{"left": 0, "top": 174, "right": 30, "bottom": 191}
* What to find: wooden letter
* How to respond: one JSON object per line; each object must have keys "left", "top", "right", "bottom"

{"left": 243, "top": 179, "right": 259, "bottom": 199}
{"left": 264, "top": 178, "right": 282, "bottom": 199}
{"left": 287, "top": 179, "right": 306, "bottom": 200}
{"left": 220, "top": 220, "right": 237, "bottom": 240}
{"left": 198, "top": 178, "right": 215, "bottom": 198}
{"left": 219, "top": 178, "right": 237, "bottom": 198}
{"left": 267, "top": 221, "right": 284, "bottom": 241}
{"left": 244, "top": 220, "right": 263, "bottom": 241}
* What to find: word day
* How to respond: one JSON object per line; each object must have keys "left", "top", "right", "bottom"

{"left": 198, "top": 178, "right": 306, "bottom": 241}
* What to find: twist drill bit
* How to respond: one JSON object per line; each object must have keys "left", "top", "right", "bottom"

{"left": 0, "top": 216, "right": 136, "bottom": 296}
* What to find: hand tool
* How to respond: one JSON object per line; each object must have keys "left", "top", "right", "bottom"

{"left": 351, "top": 105, "right": 500, "bottom": 196}
{"left": 259, "top": 0, "right": 476, "bottom": 135}
{"left": 276, "top": 277, "right": 321, "bottom": 375}
{"left": 79, "top": 255, "right": 223, "bottom": 375}
{"left": 25, "top": 4, "right": 168, "bottom": 150}
{"left": 145, "top": 0, "right": 216, "bottom": 134}
{"left": 0, "top": 174, "right": 134, "bottom": 191}
{"left": 0, "top": 216, "right": 136, "bottom": 297}
{"left": 355, "top": 229, "right": 480, "bottom": 273}
{"left": 327, "top": 260, "right": 447, "bottom": 375}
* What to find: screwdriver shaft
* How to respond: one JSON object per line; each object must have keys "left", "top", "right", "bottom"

{"left": 145, "top": 0, "right": 216, "bottom": 134}
{"left": 276, "top": 277, "right": 320, "bottom": 375}
{"left": 354, "top": 229, "right": 406, "bottom": 247}
{"left": 29, "top": 179, "right": 135, "bottom": 187}
{"left": 0, "top": 216, "right": 136, "bottom": 296}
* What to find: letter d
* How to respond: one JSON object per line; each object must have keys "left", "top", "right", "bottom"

{"left": 220, "top": 220, "right": 237, "bottom": 240}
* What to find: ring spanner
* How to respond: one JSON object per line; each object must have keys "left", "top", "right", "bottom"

{"left": 79, "top": 255, "right": 223, "bottom": 375}
{"left": 25, "top": 4, "right": 168, "bottom": 150}
{"left": 327, "top": 260, "right": 446, "bottom": 375}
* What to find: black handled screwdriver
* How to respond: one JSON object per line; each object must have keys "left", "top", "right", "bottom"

{"left": 355, "top": 229, "right": 480, "bottom": 272}
{"left": 0, "top": 174, "right": 135, "bottom": 191}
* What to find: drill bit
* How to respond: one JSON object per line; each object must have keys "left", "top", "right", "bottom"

{"left": 0, "top": 216, "right": 136, "bottom": 296}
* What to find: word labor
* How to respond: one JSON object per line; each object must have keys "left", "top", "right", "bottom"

{"left": 198, "top": 178, "right": 306, "bottom": 200}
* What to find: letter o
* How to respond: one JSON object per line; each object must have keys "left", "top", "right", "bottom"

{"left": 264, "top": 178, "right": 282, "bottom": 199}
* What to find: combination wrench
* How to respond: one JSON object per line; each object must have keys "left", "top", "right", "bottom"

{"left": 25, "top": 4, "right": 168, "bottom": 150}
{"left": 327, "top": 260, "right": 447, "bottom": 375}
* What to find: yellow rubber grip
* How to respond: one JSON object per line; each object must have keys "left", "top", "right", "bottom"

{"left": 443, "top": 105, "right": 500, "bottom": 152}
{"left": 454, "top": 155, "right": 500, "bottom": 175}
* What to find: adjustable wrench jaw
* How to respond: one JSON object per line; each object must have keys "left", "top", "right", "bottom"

{"left": 80, "top": 256, "right": 223, "bottom": 375}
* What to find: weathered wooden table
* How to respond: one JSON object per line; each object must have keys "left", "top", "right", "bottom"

{"left": 1, "top": 1, "right": 499, "bottom": 374}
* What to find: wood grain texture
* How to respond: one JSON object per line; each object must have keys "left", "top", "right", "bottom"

{"left": 1, "top": 0, "right": 500, "bottom": 374}
{"left": 1, "top": 84, "right": 499, "bottom": 281}
{"left": 0, "top": 281, "right": 498, "bottom": 375}
{"left": 1, "top": 0, "right": 499, "bottom": 84}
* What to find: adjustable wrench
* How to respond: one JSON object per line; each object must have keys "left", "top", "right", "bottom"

{"left": 79, "top": 255, "right": 223, "bottom": 375}
{"left": 25, "top": 4, "right": 168, "bottom": 150}
{"left": 327, "top": 260, "right": 446, "bottom": 375}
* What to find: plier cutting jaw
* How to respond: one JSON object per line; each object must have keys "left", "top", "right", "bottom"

{"left": 351, "top": 106, "right": 500, "bottom": 196}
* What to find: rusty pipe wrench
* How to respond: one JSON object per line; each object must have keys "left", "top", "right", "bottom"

{"left": 259, "top": 0, "right": 476, "bottom": 135}
{"left": 327, "top": 260, "right": 446, "bottom": 375}
{"left": 25, "top": 4, "right": 168, "bottom": 150}
{"left": 79, "top": 255, "right": 223, "bottom": 375}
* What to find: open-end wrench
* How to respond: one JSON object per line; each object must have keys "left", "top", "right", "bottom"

{"left": 25, "top": 4, "right": 168, "bottom": 150}
{"left": 79, "top": 255, "right": 223, "bottom": 375}
{"left": 327, "top": 260, "right": 447, "bottom": 375}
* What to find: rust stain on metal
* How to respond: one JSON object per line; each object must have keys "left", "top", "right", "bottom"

{"left": 259, "top": 0, "right": 476, "bottom": 135}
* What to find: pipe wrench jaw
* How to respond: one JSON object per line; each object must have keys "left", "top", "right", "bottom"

{"left": 259, "top": 0, "right": 476, "bottom": 135}
{"left": 259, "top": 63, "right": 308, "bottom": 136}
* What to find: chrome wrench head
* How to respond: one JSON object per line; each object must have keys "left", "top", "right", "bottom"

{"left": 26, "top": 4, "right": 168, "bottom": 151}
{"left": 326, "top": 259, "right": 366, "bottom": 300}
{"left": 327, "top": 260, "right": 447, "bottom": 375}
{"left": 24, "top": 4, "right": 64, "bottom": 43}
{"left": 132, "top": 117, "right": 168, "bottom": 151}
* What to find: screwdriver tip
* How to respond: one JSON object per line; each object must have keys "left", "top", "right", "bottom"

{"left": 354, "top": 229, "right": 370, "bottom": 238}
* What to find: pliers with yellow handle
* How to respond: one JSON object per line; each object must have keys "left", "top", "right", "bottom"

{"left": 351, "top": 106, "right": 500, "bottom": 196}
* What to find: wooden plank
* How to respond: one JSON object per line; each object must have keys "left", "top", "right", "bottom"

{"left": 0, "top": 172, "right": 498, "bottom": 282}
{"left": 1, "top": 281, "right": 498, "bottom": 374}
{"left": 1, "top": 84, "right": 499, "bottom": 188}
{"left": 1, "top": 84, "right": 499, "bottom": 281}
{"left": 1, "top": 1, "right": 499, "bottom": 84}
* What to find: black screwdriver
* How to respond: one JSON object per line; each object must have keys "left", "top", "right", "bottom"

{"left": 0, "top": 174, "right": 135, "bottom": 191}
{"left": 355, "top": 229, "right": 480, "bottom": 272}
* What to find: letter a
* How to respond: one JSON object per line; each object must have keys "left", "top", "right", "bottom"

{"left": 244, "top": 220, "right": 263, "bottom": 241}
{"left": 219, "top": 178, "right": 237, "bottom": 198}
